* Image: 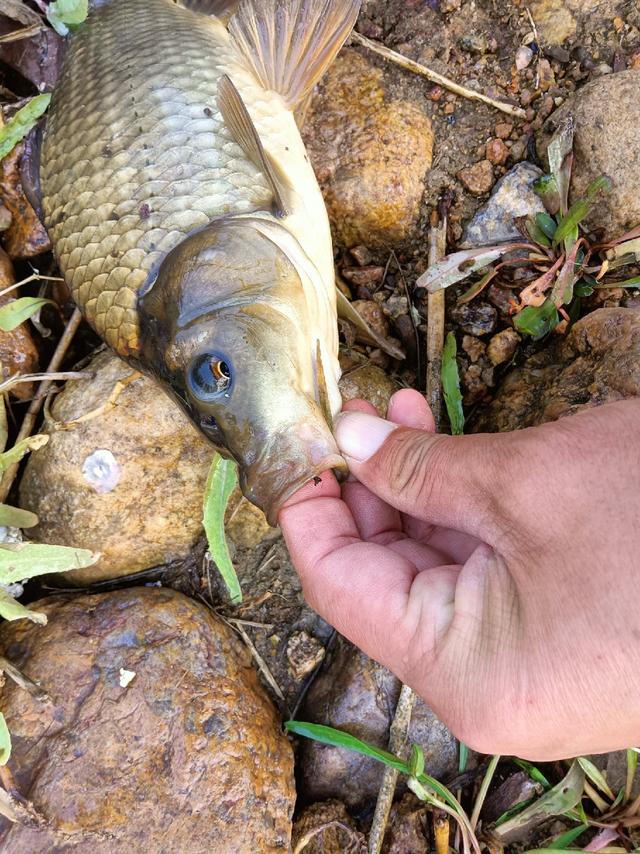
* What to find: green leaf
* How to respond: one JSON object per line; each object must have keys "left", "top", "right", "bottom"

{"left": 513, "top": 759, "right": 551, "bottom": 789}
{"left": 0, "top": 94, "right": 51, "bottom": 162}
{"left": 513, "top": 299, "right": 559, "bottom": 340}
{"left": 46, "top": 0, "right": 88, "bottom": 35}
{"left": 202, "top": 454, "right": 242, "bottom": 604}
{"left": 536, "top": 212, "right": 559, "bottom": 240}
{"left": 0, "top": 297, "right": 54, "bottom": 332}
{"left": 577, "top": 757, "right": 615, "bottom": 800}
{"left": 409, "top": 744, "right": 425, "bottom": 778}
{"left": 459, "top": 741, "right": 469, "bottom": 773}
{"left": 0, "top": 713, "right": 10, "bottom": 766}
{"left": 0, "top": 589, "right": 47, "bottom": 625}
{"left": 0, "top": 542, "right": 98, "bottom": 585}
{"left": 495, "top": 797, "right": 538, "bottom": 827}
{"left": 0, "top": 504, "right": 38, "bottom": 529}
{"left": 494, "top": 762, "right": 585, "bottom": 843}
{"left": 442, "top": 333, "right": 464, "bottom": 436}
{"left": 0, "top": 434, "right": 48, "bottom": 474}
{"left": 553, "top": 176, "right": 613, "bottom": 248}
{"left": 285, "top": 721, "right": 409, "bottom": 774}
{"left": 533, "top": 174, "right": 561, "bottom": 217}
{"left": 526, "top": 215, "right": 552, "bottom": 247}
{"left": 545, "top": 823, "right": 589, "bottom": 849}
{"left": 546, "top": 117, "right": 574, "bottom": 216}
{"left": 416, "top": 243, "right": 529, "bottom": 294}
{"left": 601, "top": 275, "right": 640, "bottom": 289}
{"left": 574, "top": 281, "right": 594, "bottom": 297}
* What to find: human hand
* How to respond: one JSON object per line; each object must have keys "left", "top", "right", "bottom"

{"left": 279, "top": 390, "right": 640, "bottom": 759}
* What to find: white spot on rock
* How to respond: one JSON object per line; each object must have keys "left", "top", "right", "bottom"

{"left": 82, "top": 449, "right": 121, "bottom": 493}
{"left": 119, "top": 668, "right": 136, "bottom": 688}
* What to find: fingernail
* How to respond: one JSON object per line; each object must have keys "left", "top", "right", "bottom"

{"left": 334, "top": 411, "right": 397, "bottom": 462}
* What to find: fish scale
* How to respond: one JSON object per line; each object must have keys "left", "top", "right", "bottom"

{"left": 41, "top": 0, "right": 274, "bottom": 355}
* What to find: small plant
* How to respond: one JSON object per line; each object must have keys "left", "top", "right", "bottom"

{"left": 417, "top": 117, "right": 640, "bottom": 342}
{"left": 202, "top": 454, "right": 242, "bottom": 604}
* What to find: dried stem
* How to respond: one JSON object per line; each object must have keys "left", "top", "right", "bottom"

{"left": 368, "top": 683, "right": 416, "bottom": 854}
{"left": 351, "top": 31, "right": 526, "bottom": 119}
{"left": 0, "top": 307, "right": 82, "bottom": 503}
{"left": 433, "top": 809, "right": 451, "bottom": 854}
{"left": 426, "top": 212, "right": 448, "bottom": 430}
{"left": 470, "top": 754, "right": 500, "bottom": 831}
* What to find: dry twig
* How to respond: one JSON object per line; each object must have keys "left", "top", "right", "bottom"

{"left": 0, "top": 307, "right": 82, "bottom": 502}
{"left": 426, "top": 210, "right": 449, "bottom": 429}
{"left": 351, "top": 31, "right": 526, "bottom": 119}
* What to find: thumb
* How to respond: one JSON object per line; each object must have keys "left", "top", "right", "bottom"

{"left": 334, "top": 411, "right": 510, "bottom": 540}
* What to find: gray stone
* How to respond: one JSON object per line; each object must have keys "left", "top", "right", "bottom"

{"left": 461, "top": 162, "right": 546, "bottom": 248}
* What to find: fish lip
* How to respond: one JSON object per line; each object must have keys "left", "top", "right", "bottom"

{"left": 245, "top": 453, "right": 349, "bottom": 527}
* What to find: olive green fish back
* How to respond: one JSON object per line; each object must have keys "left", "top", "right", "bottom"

{"left": 41, "top": 0, "right": 270, "bottom": 356}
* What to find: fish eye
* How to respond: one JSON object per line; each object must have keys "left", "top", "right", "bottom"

{"left": 187, "top": 353, "right": 232, "bottom": 400}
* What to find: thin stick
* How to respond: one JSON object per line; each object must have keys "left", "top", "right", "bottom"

{"left": 368, "top": 683, "right": 416, "bottom": 854}
{"left": 351, "top": 31, "right": 526, "bottom": 119}
{"left": 0, "top": 307, "right": 82, "bottom": 503}
{"left": 224, "top": 617, "right": 285, "bottom": 702}
{"left": 426, "top": 211, "right": 448, "bottom": 430}
{"left": 470, "top": 754, "right": 500, "bottom": 831}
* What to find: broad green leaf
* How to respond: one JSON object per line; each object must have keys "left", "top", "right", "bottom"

{"left": 0, "top": 297, "right": 54, "bottom": 332}
{"left": 494, "top": 761, "right": 585, "bottom": 843}
{"left": 0, "top": 713, "right": 10, "bottom": 765}
{"left": 0, "top": 434, "right": 48, "bottom": 474}
{"left": 202, "top": 454, "right": 242, "bottom": 604}
{"left": 544, "top": 823, "right": 589, "bottom": 849}
{"left": 442, "top": 332, "right": 464, "bottom": 436}
{"left": 577, "top": 756, "right": 615, "bottom": 800}
{"left": 546, "top": 117, "right": 574, "bottom": 216}
{"left": 553, "top": 176, "right": 613, "bottom": 248}
{"left": 0, "top": 504, "right": 37, "bottom": 529}
{"left": 0, "top": 542, "right": 98, "bottom": 585}
{"left": 416, "top": 243, "right": 529, "bottom": 294}
{"left": 601, "top": 275, "right": 640, "bottom": 288}
{"left": 0, "top": 589, "right": 47, "bottom": 625}
{"left": 526, "top": 216, "right": 552, "bottom": 247}
{"left": 536, "top": 212, "right": 558, "bottom": 240}
{"left": 285, "top": 721, "right": 409, "bottom": 774}
{"left": 513, "top": 299, "right": 559, "bottom": 340}
{"left": 0, "top": 94, "right": 51, "bottom": 162}
{"left": 46, "top": 0, "right": 88, "bottom": 35}
{"left": 574, "top": 281, "right": 594, "bottom": 297}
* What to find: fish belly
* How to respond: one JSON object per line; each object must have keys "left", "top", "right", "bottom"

{"left": 41, "top": 0, "right": 275, "bottom": 356}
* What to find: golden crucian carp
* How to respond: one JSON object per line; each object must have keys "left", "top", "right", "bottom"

{"left": 39, "top": 0, "right": 360, "bottom": 523}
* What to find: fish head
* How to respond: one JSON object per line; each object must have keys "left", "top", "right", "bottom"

{"left": 138, "top": 218, "right": 346, "bottom": 524}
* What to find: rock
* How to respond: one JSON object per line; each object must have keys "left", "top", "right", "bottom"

{"left": 225, "top": 488, "right": 276, "bottom": 550}
{"left": 298, "top": 636, "right": 462, "bottom": 807}
{"left": 0, "top": 248, "right": 38, "bottom": 401}
{"left": 462, "top": 335, "right": 487, "bottom": 363}
{"left": 292, "top": 801, "right": 366, "bottom": 854}
{"left": 487, "top": 328, "right": 521, "bottom": 365}
{"left": 515, "top": 46, "right": 534, "bottom": 70}
{"left": 537, "top": 58, "right": 555, "bottom": 91}
{"left": 461, "top": 162, "right": 546, "bottom": 248}
{"left": 528, "top": 0, "right": 577, "bottom": 44}
{"left": 538, "top": 71, "right": 640, "bottom": 241}
{"left": 486, "top": 138, "right": 509, "bottom": 166}
{"left": 19, "top": 350, "right": 214, "bottom": 584}
{"left": 351, "top": 299, "right": 391, "bottom": 339}
{"left": 482, "top": 771, "right": 543, "bottom": 823}
{"left": 0, "top": 588, "right": 294, "bottom": 853}
{"left": 0, "top": 144, "right": 50, "bottom": 259}
{"left": 341, "top": 266, "right": 385, "bottom": 288}
{"left": 457, "top": 160, "right": 494, "bottom": 196}
{"left": 451, "top": 302, "right": 498, "bottom": 336}
{"left": 286, "top": 631, "right": 325, "bottom": 681}
{"left": 474, "top": 308, "right": 640, "bottom": 432}
{"left": 383, "top": 794, "right": 429, "bottom": 853}
{"left": 303, "top": 49, "right": 433, "bottom": 249}
{"left": 339, "top": 364, "right": 398, "bottom": 416}
{"left": 495, "top": 122, "right": 514, "bottom": 140}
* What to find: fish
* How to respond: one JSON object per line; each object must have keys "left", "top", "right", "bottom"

{"left": 39, "top": 0, "right": 360, "bottom": 524}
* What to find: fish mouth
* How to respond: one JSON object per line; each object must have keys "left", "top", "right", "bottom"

{"left": 240, "top": 428, "right": 348, "bottom": 527}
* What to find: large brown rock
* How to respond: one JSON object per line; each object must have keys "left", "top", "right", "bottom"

{"left": 539, "top": 71, "right": 640, "bottom": 241}
{"left": 298, "top": 636, "right": 461, "bottom": 807}
{"left": 303, "top": 49, "right": 433, "bottom": 249}
{"left": 0, "top": 588, "right": 294, "bottom": 853}
{"left": 19, "top": 350, "right": 214, "bottom": 583}
{"left": 475, "top": 308, "right": 640, "bottom": 432}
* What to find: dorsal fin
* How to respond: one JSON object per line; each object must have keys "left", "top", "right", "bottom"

{"left": 176, "top": 0, "right": 239, "bottom": 22}
{"left": 217, "top": 74, "right": 290, "bottom": 217}
{"left": 228, "top": 0, "right": 361, "bottom": 109}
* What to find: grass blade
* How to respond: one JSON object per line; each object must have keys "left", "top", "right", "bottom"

{"left": 442, "top": 332, "right": 464, "bottom": 435}
{"left": 578, "top": 757, "right": 615, "bottom": 801}
{"left": 202, "top": 454, "right": 242, "bottom": 604}
{"left": 0, "top": 713, "right": 10, "bottom": 765}
{"left": 0, "top": 94, "right": 51, "bottom": 162}
{"left": 0, "top": 297, "right": 54, "bottom": 332}
{"left": 284, "top": 721, "right": 409, "bottom": 774}
{"left": 546, "top": 822, "right": 589, "bottom": 849}
{"left": 0, "top": 434, "right": 48, "bottom": 474}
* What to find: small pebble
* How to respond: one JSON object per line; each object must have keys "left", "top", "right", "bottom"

{"left": 495, "top": 121, "right": 514, "bottom": 140}
{"left": 457, "top": 160, "right": 494, "bottom": 196}
{"left": 461, "top": 335, "right": 486, "bottom": 363}
{"left": 451, "top": 301, "right": 497, "bottom": 336}
{"left": 538, "top": 58, "right": 555, "bottom": 91}
{"left": 485, "top": 138, "right": 509, "bottom": 165}
{"left": 349, "top": 245, "right": 373, "bottom": 267}
{"left": 341, "top": 266, "right": 384, "bottom": 287}
{"left": 487, "top": 328, "right": 521, "bottom": 365}
{"left": 515, "top": 45, "right": 533, "bottom": 70}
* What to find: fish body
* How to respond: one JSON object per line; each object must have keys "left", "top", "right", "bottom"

{"left": 40, "top": 0, "right": 358, "bottom": 521}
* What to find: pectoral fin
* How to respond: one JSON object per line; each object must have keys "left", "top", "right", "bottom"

{"left": 218, "top": 74, "right": 290, "bottom": 217}
{"left": 228, "top": 0, "right": 361, "bottom": 109}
